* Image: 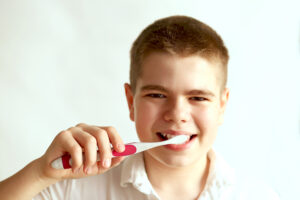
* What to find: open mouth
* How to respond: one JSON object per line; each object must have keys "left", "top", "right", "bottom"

{"left": 156, "top": 132, "right": 197, "bottom": 142}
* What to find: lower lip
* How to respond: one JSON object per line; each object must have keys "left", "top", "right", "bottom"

{"left": 164, "top": 136, "right": 197, "bottom": 151}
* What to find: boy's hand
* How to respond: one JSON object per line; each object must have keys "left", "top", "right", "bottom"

{"left": 37, "top": 123, "right": 126, "bottom": 182}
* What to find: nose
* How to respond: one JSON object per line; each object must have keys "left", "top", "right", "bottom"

{"left": 163, "top": 97, "right": 191, "bottom": 124}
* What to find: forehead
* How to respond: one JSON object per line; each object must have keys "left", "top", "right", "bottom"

{"left": 137, "top": 53, "right": 222, "bottom": 94}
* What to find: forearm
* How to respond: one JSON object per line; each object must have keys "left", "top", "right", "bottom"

{"left": 0, "top": 158, "right": 57, "bottom": 200}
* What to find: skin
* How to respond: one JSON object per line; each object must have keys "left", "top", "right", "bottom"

{"left": 125, "top": 52, "right": 229, "bottom": 199}
{"left": 0, "top": 52, "right": 229, "bottom": 200}
{"left": 0, "top": 125, "right": 126, "bottom": 200}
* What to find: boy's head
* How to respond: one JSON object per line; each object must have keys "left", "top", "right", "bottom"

{"left": 130, "top": 15, "right": 229, "bottom": 94}
{"left": 125, "top": 16, "right": 230, "bottom": 168}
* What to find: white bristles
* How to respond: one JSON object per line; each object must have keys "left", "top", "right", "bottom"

{"left": 168, "top": 135, "right": 189, "bottom": 144}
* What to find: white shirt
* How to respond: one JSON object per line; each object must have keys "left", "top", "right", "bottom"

{"left": 33, "top": 150, "right": 280, "bottom": 200}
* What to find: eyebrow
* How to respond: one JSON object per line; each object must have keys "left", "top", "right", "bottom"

{"left": 140, "top": 84, "right": 215, "bottom": 97}
{"left": 188, "top": 89, "right": 215, "bottom": 97}
{"left": 140, "top": 85, "right": 168, "bottom": 92}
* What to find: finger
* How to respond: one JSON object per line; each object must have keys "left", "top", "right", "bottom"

{"left": 110, "top": 156, "right": 125, "bottom": 168}
{"left": 79, "top": 126, "right": 117, "bottom": 168}
{"left": 93, "top": 156, "right": 126, "bottom": 174}
{"left": 101, "top": 126, "right": 125, "bottom": 152}
{"left": 71, "top": 127, "right": 98, "bottom": 174}
{"left": 79, "top": 124, "right": 125, "bottom": 153}
{"left": 66, "top": 156, "right": 126, "bottom": 179}
{"left": 57, "top": 130, "right": 83, "bottom": 173}
{"left": 80, "top": 127, "right": 112, "bottom": 168}
{"left": 76, "top": 125, "right": 124, "bottom": 168}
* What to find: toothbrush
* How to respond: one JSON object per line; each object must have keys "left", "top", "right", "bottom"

{"left": 51, "top": 135, "right": 189, "bottom": 169}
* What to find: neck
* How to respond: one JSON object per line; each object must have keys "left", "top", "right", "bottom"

{"left": 144, "top": 151, "right": 210, "bottom": 200}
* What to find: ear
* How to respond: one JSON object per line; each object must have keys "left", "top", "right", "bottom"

{"left": 218, "top": 88, "right": 230, "bottom": 125}
{"left": 124, "top": 83, "right": 135, "bottom": 121}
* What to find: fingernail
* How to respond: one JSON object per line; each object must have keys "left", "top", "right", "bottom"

{"left": 103, "top": 159, "right": 111, "bottom": 168}
{"left": 87, "top": 167, "right": 92, "bottom": 174}
{"left": 85, "top": 167, "right": 91, "bottom": 174}
{"left": 118, "top": 144, "right": 125, "bottom": 152}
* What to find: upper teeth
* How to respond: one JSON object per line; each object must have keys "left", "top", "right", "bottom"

{"left": 161, "top": 133, "right": 183, "bottom": 139}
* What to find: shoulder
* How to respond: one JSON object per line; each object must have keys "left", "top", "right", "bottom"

{"left": 211, "top": 151, "right": 280, "bottom": 200}
{"left": 233, "top": 175, "right": 280, "bottom": 200}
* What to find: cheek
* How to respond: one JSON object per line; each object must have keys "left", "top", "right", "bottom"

{"left": 192, "top": 107, "right": 220, "bottom": 151}
{"left": 193, "top": 105, "right": 220, "bottom": 132}
{"left": 134, "top": 101, "right": 159, "bottom": 141}
{"left": 193, "top": 106, "right": 218, "bottom": 126}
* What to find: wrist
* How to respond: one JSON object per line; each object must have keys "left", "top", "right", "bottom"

{"left": 0, "top": 157, "right": 59, "bottom": 200}
{"left": 30, "top": 157, "right": 58, "bottom": 188}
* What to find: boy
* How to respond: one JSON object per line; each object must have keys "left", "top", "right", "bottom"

{"left": 0, "top": 15, "right": 279, "bottom": 200}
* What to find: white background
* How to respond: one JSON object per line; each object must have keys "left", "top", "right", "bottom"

{"left": 0, "top": 0, "right": 299, "bottom": 199}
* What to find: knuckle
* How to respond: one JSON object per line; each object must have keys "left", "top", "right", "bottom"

{"left": 86, "top": 136, "right": 97, "bottom": 145}
{"left": 56, "top": 130, "right": 70, "bottom": 139}
{"left": 95, "top": 129, "right": 107, "bottom": 137}
{"left": 86, "top": 156, "right": 96, "bottom": 164}
{"left": 72, "top": 158, "right": 81, "bottom": 166}
{"left": 68, "top": 126, "right": 80, "bottom": 132}
{"left": 106, "top": 126, "right": 116, "bottom": 133}
{"left": 76, "top": 123, "right": 86, "bottom": 127}
{"left": 100, "top": 151, "right": 111, "bottom": 160}
{"left": 70, "top": 145, "right": 81, "bottom": 154}
{"left": 73, "top": 161, "right": 82, "bottom": 169}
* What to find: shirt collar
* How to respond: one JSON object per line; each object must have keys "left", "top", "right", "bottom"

{"left": 207, "top": 149, "right": 236, "bottom": 186}
{"left": 120, "top": 149, "right": 236, "bottom": 198}
{"left": 199, "top": 150, "right": 236, "bottom": 199}
{"left": 120, "top": 153, "right": 156, "bottom": 195}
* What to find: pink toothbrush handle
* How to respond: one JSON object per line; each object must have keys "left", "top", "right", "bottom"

{"left": 61, "top": 154, "right": 72, "bottom": 169}
{"left": 112, "top": 144, "right": 137, "bottom": 156}
{"left": 59, "top": 144, "right": 137, "bottom": 169}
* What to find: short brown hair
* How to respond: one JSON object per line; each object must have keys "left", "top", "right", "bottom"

{"left": 130, "top": 15, "right": 229, "bottom": 93}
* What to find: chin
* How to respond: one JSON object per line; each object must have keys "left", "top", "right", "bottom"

{"left": 145, "top": 148, "right": 202, "bottom": 168}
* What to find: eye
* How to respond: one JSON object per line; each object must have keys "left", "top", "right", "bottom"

{"left": 189, "top": 97, "right": 207, "bottom": 101}
{"left": 146, "top": 93, "right": 166, "bottom": 98}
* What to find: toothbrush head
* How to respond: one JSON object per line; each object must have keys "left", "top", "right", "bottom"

{"left": 170, "top": 135, "right": 189, "bottom": 144}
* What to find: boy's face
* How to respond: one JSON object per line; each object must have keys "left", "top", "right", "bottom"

{"left": 125, "top": 52, "right": 229, "bottom": 167}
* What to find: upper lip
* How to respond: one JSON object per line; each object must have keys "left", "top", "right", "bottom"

{"left": 158, "top": 130, "right": 196, "bottom": 136}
